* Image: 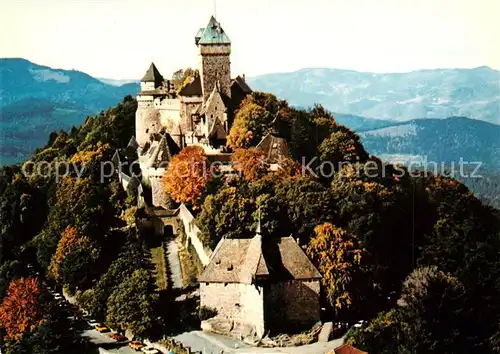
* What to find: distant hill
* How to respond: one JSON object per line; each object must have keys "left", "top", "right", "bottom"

{"left": 248, "top": 66, "right": 500, "bottom": 124}
{"left": 97, "top": 78, "right": 139, "bottom": 87}
{"left": 0, "top": 58, "right": 139, "bottom": 164}
{"left": 359, "top": 117, "right": 500, "bottom": 171}
{"left": 333, "top": 113, "right": 394, "bottom": 131}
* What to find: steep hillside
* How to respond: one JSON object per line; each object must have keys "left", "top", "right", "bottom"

{"left": 360, "top": 117, "right": 500, "bottom": 171}
{"left": 248, "top": 66, "right": 500, "bottom": 124}
{"left": 0, "top": 58, "right": 139, "bottom": 164}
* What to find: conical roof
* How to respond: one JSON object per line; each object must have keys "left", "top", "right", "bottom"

{"left": 141, "top": 62, "right": 164, "bottom": 87}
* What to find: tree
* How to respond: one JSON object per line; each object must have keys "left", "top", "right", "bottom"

{"left": 197, "top": 184, "right": 256, "bottom": 248}
{"left": 172, "top": 68, "right": 198, "bottom": 92}
{"left": 48, "top": 226, "right": 98, "bottom": 290}
{"left": 227, "top": 103, "right": 269, "bottom": 149}
{"left": 78, "top": 239, "right": 148, "bottom": 321}
{"left": 0, "top": 260, "right": 24, "bottom": 301}
{"left": 306, "top": 223, "right": 365, "bottom": 316}
{"left": 231, "top": 148, "right": 268, "bottom": 181}
{"left": 347, "top": 267, "right": 470, "bottom": 354}
{"left": 163, "top": 146, "right": 211, "bottom": 209}
{"left": 345, "top": 310, "right": 403, "bottom": 354}
{"left": 398, "top": 266, "right": 467, "bottom": 352}
{"left": 0, "top": 277, "right": 44, "bottom": 341}
{"left": 319, "top": 126, "right": 368, "bottom": 172}
{"left": 329, "top": 161, "right": 418, "bottom": 315}
{"left": 3, "top": 296, "right": 87, "bottom": 354}
{"left": 273, "top": 177, "right": 334, "bottom": 243}
{"left": 106, "top": 269, "right": 159, "bottom": 338}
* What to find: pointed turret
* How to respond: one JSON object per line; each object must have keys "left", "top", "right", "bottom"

{"left": 140, "top": 62, "right": 164, "bottom": 91}
{"left": 197, "top": 16, "right": 231, "bottom": 45}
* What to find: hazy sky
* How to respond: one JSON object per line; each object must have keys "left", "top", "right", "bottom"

{"left": 1, "top": 0, "right": 499, "bottom": 80}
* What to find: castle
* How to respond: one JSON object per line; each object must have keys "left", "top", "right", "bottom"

{"left": 124, "top": 16, "right": 322, "bottom": 340}
{"left": 134, "top": 15, "right": 253, "bottom": 208}
{"left": 135, "top": 16, "right": 252, "bottom": 152}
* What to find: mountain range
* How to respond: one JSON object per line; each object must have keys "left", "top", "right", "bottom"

{"left": 248, "top": 66, "right": 500, "bottom": 125}
{"left": 0, "top": 58, "right": 139, "bottom": 165}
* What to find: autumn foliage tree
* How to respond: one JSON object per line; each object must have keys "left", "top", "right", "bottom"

{"left": 172, "top": 68, "right": 198, "bottom": 92}
{"left": 227, "top": 103, "right": 269, "bottom": 149}
{"left": 231, "top": 148, "right": 268, "bottom": 181}
{"left": 307, "top": 223, "right": 365, "bottom": 316}
{"left": 0, "top": 277, "right": 44, "bottom": 341}
{"left": 48, "top": 226, "right": 98, "bottom": 290}
{"left": 163, "top": 146, "right": 211, "bottom": 209}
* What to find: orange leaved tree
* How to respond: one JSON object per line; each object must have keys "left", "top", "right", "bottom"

{"left": 48, "top": 225, "right": 95, "bottom": 285}
{"left": 163, "top": 146, "right": 211, "bottom": 209}
{"left": 231, "top": 148, "right": 268, "bottom": 182}
{"left": 0, "top": 277, "right": 44, "bottom": 340}
{"left": 307, "top": 223, "right": 365, "bottom": 313}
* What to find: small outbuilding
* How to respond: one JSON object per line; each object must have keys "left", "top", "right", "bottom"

{"left": 198, "top": 223, "right": 322, "bottom": 338}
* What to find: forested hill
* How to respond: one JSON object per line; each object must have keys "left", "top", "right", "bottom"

{"left": 360, "top": 117, "right": 500, "bottom": 171}
{"left": 358, "top": 116, "right": 500, "bottom": 209}
{"left": 0, "top": 58, "right": 139, "bottom": 165}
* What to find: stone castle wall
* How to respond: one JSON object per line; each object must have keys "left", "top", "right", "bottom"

{"left": 265, "top": 280, "right": 321, "bottom": 331}
{"left": 150, "top": 174, "right": 170, "bottom": 209}
{"left": 200, "top": 282, "right": 265, "bottom": 337}
{"left": 178, "top": 203, "right": 211, "bottom": 265}
{"left": 180, "top": 101, "right": 200, "bottom": 132}
{"left": 135, "top": 106, "right": 161, "bottom": 147}
{"left": 201, "top": 54, "right": 231, "bottom": 101}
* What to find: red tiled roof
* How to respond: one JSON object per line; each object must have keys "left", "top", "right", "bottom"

{"left": 334, "top": 344, "right": 367, "bottom": 354}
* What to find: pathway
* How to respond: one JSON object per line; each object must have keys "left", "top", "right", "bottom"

{"left": 174, "top": 330, "right": 345, "bottom": 354}
{"left": 167, "top": 238, "right": 183, "bottom": 289}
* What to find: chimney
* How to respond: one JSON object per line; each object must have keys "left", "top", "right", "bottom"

{"left": 242, "top": 74, "right": 246, "bottom": 81}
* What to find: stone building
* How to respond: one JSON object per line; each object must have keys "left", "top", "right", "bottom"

{"left": 135, "top": 16, "right": 251, "bottom": 150}
{"left": 198, "top": 224, "right": 322, "bottom": 338}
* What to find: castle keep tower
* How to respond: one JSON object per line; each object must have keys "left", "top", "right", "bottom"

{"left": 196, "top": 16, "right": 232, "bottom": 102}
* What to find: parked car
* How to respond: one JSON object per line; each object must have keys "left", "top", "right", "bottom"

{"left": 109, "top": 332, "right": 127, "bottom": 342}
{"left": 129, "top": 341, "right": 145, "bottom": 351}
{"left": 95, "top": 323, "right": 110, "bottom": 333}
{"left": 141, "top": 347, "right": 159, "bottom": 354}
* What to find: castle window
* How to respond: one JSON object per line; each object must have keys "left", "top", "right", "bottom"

{"left": 146, "top": 129, "right": 149, "bottom": 134}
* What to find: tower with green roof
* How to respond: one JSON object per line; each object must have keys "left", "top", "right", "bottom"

{"left": 196, "top": 16, "right": 232, "bottom": 102}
